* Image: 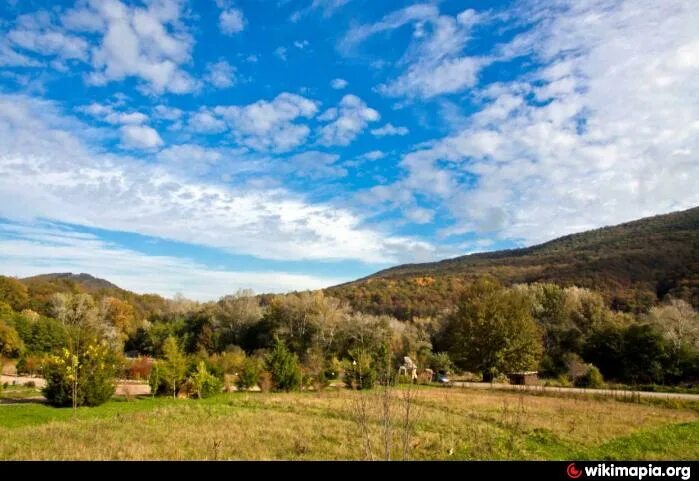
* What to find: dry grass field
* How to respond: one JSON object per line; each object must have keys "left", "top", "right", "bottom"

{"left": 1, "top": 385, "right": 698, "bottom": 460}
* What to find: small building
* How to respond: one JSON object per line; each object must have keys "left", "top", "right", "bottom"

{"left": 507, "top": 371, "right": 539, "bottom": 385}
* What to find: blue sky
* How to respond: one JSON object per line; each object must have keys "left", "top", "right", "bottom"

{"left": 0, "top": 0, "right": 697, "bottom": 299}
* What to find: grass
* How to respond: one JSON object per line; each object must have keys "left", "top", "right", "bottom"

{"left": 0, "top": 385, "right": 697, "bottom": 460}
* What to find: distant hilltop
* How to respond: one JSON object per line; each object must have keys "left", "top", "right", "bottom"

{"left": 326, "top": 206, "right": 699, "bottom": 319}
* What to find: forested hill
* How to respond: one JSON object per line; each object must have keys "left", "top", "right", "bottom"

{"left": 22, "top": 273, "right": 120, "bottom": 292}
{"left": 326, "top": 207, "right": 699, "bottom": 319}
{"left": 14, "top": 273, "right": 169, "bottom": 321}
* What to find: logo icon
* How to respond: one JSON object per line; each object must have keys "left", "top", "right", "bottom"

{"left": 567, "top": 463, "right": 582, "bottom": 479}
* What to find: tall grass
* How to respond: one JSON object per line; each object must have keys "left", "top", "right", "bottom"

{"left": 0, "top": 386, "right": 697, "bottom": 460}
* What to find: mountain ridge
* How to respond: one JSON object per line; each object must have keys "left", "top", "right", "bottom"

{"left": 326, "top": 206, "right": 699, "bottom": 318}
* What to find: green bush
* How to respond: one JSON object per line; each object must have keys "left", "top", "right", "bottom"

{"left": 148, "top": 361, "right": 166, "bottom": 396}
{"left": 189, "top": 361, "right": 222, "bottom": 398}
{"left": 429, "top": 352, "right": 454, "bottom": 374}
{"left": 236, "top": 356, "right": 262, "bottom": 390}
{"left": 343, "top": 349, "right": 377, "bottom": 390}
{"left": 42, "top": 343, "right": 117, "bottom": 407}
{"left": 574, "top": 365, "right": 604, "bottom": 388}
{"left": 266, "top": 339, "right": 302, "bottom": 392}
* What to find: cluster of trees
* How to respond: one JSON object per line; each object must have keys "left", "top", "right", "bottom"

{"left": 1, "top": 274, "right": 698, "bottom": 408}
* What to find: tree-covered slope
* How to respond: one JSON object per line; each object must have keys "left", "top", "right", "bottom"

{"left": 327, "top": 207, "right": 699, "bottom": 318}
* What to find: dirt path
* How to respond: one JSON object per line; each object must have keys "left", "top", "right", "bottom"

{"left": 452, "top": 381, "right": 699, "bottom": 401}
{"left": 0, "top": 375, "right": 45, "bottom": 388}
{"left": 1, "top": 375, "right": 150, "bottom": 397}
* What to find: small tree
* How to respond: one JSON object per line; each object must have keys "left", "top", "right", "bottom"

{"left": 42, "top": 343, "right": 116, "bottom": 407}
{"left": 236, "top": 356, "right": 262, "bottom": 390}
{"left": 190, "top": 361, "right": 222, "bottom": 399}
{"left": 429, "top": 352, "right": 453, "bottom": 375}
{"left": 574, "top": 364, "right": 604, "bottom": 388}
{"left": 266, "top": 339, "right": 302, "bottom": 391}
{"left": 148, "top": 361, "right": 162, "bottom": 398}
{"left": 344, "top": 348, "right": 377, "bottom": 390}
{"left": 161, "top": 336, "right": 187, "bottom": 399}
{"left": 0, "top": 320, "right": 24, "bottom": 359}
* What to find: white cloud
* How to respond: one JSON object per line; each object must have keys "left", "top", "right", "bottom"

{"left": 294, "top": 40, "right": 310, "bottom": 50}
{"left": 343, "top": 5, "right": 490, "bottom": 98}
{"left": 377, "top": 0, "right": 699, "bottom": 243}
{"left": 153, "top": 104, "right": 183, "bottom": 121}
{"left": 371, "top": 123, "right": 409, "bottom": 137}
{"left": 291, "top": 0, "right": 351, "bottom": 22}
{"left": 0, "top": 2, "right": 200, "bottom": 94}
{"left": 0, "top": 41, "right": 43, "bottom": 67}
{"left": 8, "top": 11, "right": 90, "bottom": 61}
{"left": 318, "top": 94, "right": 380, "bottom": 146}
{"left": 214, "top": 93, "right": 319, "bottom": 152}
{"left": 187, "top": 109, "right": 227, "bottom": 134}
{"left": 120, "top": 124, "right": 163, "bottom": 149}
{"left": 340, "top": 4, "right": 439, "bottom": 53}
{"left": 285, "top": 151, "right": 346, "bottom": 179}
{"left": 80, "top": 102, "right": 149, "bottom": 125}
{"left": 330, "top": 78, "right": 348, "bottom": 89}
{"left": 360, "top": 150, "right": 385, "bottom": 161}
{"left": 205, "top": 60, "right": 236, "bottom": 89}
{"left": 85, "top": 0, "right": 198, "bottom": 94}
{"left": 61, "top": 6, "right": 105, "bottom": 32}
{"left": 379, "top": 56, "right": 485, "bottom": 98}
{"left": 219, "top": 8, "right": 246, "bottom": 35}
{"left": 274, "top": 46, "right": 288, "bottom": 61}
{"left": 0, "top": 94, "right": 433, "bottom": 264}
{"left": 0, "top": 222, "right": 343, "bottom": 300}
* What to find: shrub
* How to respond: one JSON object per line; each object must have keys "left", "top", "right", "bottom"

{"left": 236, "top": 357, "right": 262, "bottom": 390}
{"left": 128, "top": 356, "right": 153, "bottom": 380}
{"left": 574, "top": 365, "right": 604, "bottom": 388}
{"left": 0, "top": 320, "right": 24, "bottom": 359}
{"left": 266, "top": 339, "right": 302, "bottom": 392}
{"left": 258, "top": 371, "right": 273, "bottom": 392}
{"left": 42, "top": 343, "right": 117, "bottom": 407}
{"left": 16, "top": 354, "right": 43, "bottom": 376}
{"left": 24, "top": 381, "right": 35, "bottom": 388}
{"left": 209, "top": 347, "right": 246, "bottom": 376}
{"left": 343, "top": 349, "right": 377, "bottom": 390}
{"left": 324, "top": 357, "right": 342, "bottom": 380}
{"left": 429, "top": 352, "right": 454, "bottom": 374}
{"left": 189, "top": 361, "right": 222, "bottom": 399}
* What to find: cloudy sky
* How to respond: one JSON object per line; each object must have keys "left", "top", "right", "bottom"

{"left": 0, "top": 0, "right": 697, "bottom": 299}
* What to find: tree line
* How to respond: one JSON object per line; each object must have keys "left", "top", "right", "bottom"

{"left": 1, "top": 275, "right": 698, "bottom": 407}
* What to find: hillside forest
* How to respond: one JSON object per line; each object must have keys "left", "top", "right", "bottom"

{"left": 1, "top": 267, "right": 698, "bottom": 407}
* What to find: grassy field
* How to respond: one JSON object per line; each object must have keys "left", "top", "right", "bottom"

{"left": 1, "top": 385, "right": 698, "bottom": 460}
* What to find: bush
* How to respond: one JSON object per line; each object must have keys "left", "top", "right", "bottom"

{"left": 258, "top": 371, "right": 273, "bottom": 392}
{"left": 343, "top": 349, "right": 377, "bottom": 390}
{"left": 42, "top": 343, "right": 117, "bottom": 407}
{"left": 574, "top": 365, "right": 604, "bottom": 388}
{"left": 429, "top": 352, "right": 454, "bottom": 374}
{"left": 189, "top": 361, "right": 222, "bottom": 398}
{"left": 236, "top": 357, "right": 262, "bottom": 390}
{"left": 324, "top": 357, "right": 342, "bottom": 380}
{"left": 266, "top": 339, "right": 302, "bottom": 392}
{"left": 16, "top": 354, "right": 43, "bottom": 376}
{"left": 127, "top": 356, "right": 153, "bottom": 380}
{"left": 148, "top": 361, "right": 168, "bottom": 396}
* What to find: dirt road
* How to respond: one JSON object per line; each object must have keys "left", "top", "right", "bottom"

{"left": 452, "top": 381, "right": 699, "bottom": 401}
{"left": 1, "top": 375, "right": 150, "bottom": 397}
